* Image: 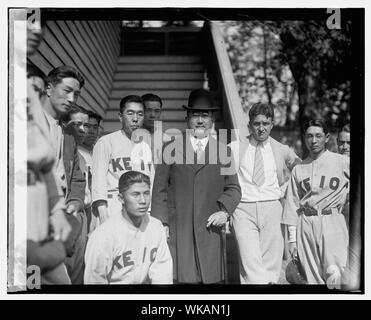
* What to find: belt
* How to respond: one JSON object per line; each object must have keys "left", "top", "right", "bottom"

{"left": 241, "top": 199, "right": 280, "bottom": 204}
{"left": 298, "top": 206, "right": 337, "bottom": 216}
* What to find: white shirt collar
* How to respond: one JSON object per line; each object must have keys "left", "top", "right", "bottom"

{"left": 43, "top": 109, "right": 59, "bottom": 125}
{"left": 190, "top": 134, "right": 209, "bottom": 151}
{"left": 250, "top": 136, "right": 270, "bottom": 149}
{"left": 78, "top": 145, "right": 92, "bottom": 156}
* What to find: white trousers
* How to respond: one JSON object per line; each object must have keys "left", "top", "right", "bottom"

{"left": 297, "top": 212, "right": 348, "bottom": 284}
{"left": 231, "top": 200, "right": 284, "bottom": 284}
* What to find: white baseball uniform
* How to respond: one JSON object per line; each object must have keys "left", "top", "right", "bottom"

{"left": 282, "top": 150, "right": 349, "bottom": 284}
{"left": 84, "top": 213, "right": 173, "bottom": 284}
{"left": 92, "top": 130, "right": 155, "bottom": 218}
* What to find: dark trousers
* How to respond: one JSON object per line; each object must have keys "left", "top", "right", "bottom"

{"left": 65, "top": 211, "right": 88, "bottom": 284}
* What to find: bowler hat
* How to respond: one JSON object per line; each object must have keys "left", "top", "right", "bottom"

{"left": 182, "top": 89, "right": 219, "bottom": 111}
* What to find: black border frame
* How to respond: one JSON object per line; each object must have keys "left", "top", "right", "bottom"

{"left": 7, "top": 7, "right": 365, "bottom": 295}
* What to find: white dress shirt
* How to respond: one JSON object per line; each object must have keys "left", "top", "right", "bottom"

{"left": 189, "top": 135, "right": 209, "bottom": 153}
{"left": 239, "top": 137, "right": 281, "bottom": 202}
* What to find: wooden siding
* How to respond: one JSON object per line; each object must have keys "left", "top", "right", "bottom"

{"left": 29, "top": 20, "right": 121, "bottom": 118}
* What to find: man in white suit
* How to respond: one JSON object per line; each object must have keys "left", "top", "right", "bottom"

{"left": 229, "top": 102, "right": 301, "bottom": 284}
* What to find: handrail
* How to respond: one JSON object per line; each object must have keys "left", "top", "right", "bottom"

{"left": 204, "top": 21, "right": 249, "bottom": 140}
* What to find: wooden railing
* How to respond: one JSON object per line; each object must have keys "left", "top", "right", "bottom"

{"left": 202, "top": 21, "right": 249, "bottom": 141}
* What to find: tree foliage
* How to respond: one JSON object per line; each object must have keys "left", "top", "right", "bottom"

{"left": 220, "top": 20, "right": 351, "bottom": 130}
{"left": 274, "top": 20, "right": 351, "bottom": 128}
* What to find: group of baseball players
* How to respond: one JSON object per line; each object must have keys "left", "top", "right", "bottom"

{"left": 24, "top": 22, "right": 351, "bottom": 286}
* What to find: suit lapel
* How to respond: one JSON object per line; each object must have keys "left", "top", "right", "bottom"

{"left": 239, "top": 136, "right": 250, "bottom": 166}
{"left": 182, "top": 134, "right": 198, "bottom": 171}
{"left": 270, "top": 138, "right": 284, "bottom": 186}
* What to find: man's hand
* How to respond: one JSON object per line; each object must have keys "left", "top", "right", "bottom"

{"left": 206, "top": 211, "right": 229, "bottom": 228}
{"left": 289, "top": 242, "right": 298, "bottom": 259}
{"left": 50, "top": 209, "right": 71, "bottom": 242}
{"left": 66, "top": 200, "right": 83, "bottom": 216}
{"left": 164, "top": 225, "right": 170, "bottom": 240}
{"left": 326, "top": 265, "right": 342, "bottom": 287}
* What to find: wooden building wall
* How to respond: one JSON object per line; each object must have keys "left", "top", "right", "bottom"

{"left": 29, "top": 20, "right": 121, "bottom": 118}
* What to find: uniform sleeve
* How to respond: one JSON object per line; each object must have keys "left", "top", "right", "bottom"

{"left": 285, "top": 145, "right": 302, "bottom": 171}
{"left": 344, "top": 155, "right": 350, "bottom": 181}
{"left": 280, "top": 145, "right": 302, "bottom": 197}
{"left": 148, "top": 224, "right": 173, "bottom": 284}
{"left": 92, "top": 137, "right": 111, "bottom": 203}
{"left": 84, "top": 230, "right": 113, "bottom": 284}
{"left": 282, "top": 167, "right": 301, "bottom": 226}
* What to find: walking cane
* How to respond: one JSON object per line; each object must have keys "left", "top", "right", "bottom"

{"left": 222, "top": 223, "right": 228, "bottom": 284}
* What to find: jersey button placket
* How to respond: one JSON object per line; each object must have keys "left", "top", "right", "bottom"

{"left": 134, "top": 230, "right": 144, "bottom": 283}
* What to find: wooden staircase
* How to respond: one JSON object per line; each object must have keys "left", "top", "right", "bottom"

{"left": 104, "top": 55, "right": 208, "bottom": 134}
{"left": 102, "top": 24, "right": 245, "bottom": 283}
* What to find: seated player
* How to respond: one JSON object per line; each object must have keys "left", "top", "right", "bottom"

{"left": 84, "top": 171, "right": 172, "bottom": 284}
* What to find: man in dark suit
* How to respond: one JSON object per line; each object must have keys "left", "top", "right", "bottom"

{"left": 151, "top": 89, "right": 241, "bottom": 284}
{"left": 42, "top": 65, "right": 86, "bottom": 284}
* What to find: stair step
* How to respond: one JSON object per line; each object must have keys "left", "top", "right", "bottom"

{"left": 105, "top": 109, "right": 187, "bottom": 122}
{"left": 106, "top": 108, "right": 222, "bottom": 122}
{"left": 102, "top": 121, "right": 124, "bottom": 133}
{"left": 103, "top": 121, "right": 185, "bottom": 135}
{"left": 118, "top": 56, "right": 202, "bottom": 64}
{"left": 112, "top": 80, "right": 205, "bottom": 90}
{"left": 161, "top": 121, "right": 225, "bottom": 133}
{"left": 109, "top": 99, "right": 188, "bottom": 110}
{"left": 103, "top": 120, "right": 224, "bottom": 135}
{"left": 114, "top": 72, "right": 204, "bottom": 81}
{"left": 116, "top": 64, "right": 204, "bottom": 72}
{"left": 111, "top": 90, "right": 191, "bottom": 100}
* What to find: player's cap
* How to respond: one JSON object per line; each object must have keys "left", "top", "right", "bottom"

{"left": 285, "top": 258, "right": 307, "bottom": 285}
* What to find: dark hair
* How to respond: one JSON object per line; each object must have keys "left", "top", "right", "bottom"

{"left": 87, "top": 110, "right": 103, "bottom": 125}
{"left": 303, "top": 119, "right": 329, "bottom": 135}
{"left": 27, "top": 62, "right": 46, "bottom": 85}
{"left": 118, "top": 171, "right": 150, "bottom": 193}
{"left": 248, "top": 102, "right": 275, "bottom": 122}
{"left": 339, "top": 123, "right": 350, "bottom": 134}
{"left": 60, "top": 105, "right": 89, "bottom": 124}
{"left": 141, "top": 93, "right": 163, "bottom": 108}
{"left": 47, "top": 65, "right": 85, "bottom": 88}
{"left": 119, "top": 95, "right": 144, "bottom": 113}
